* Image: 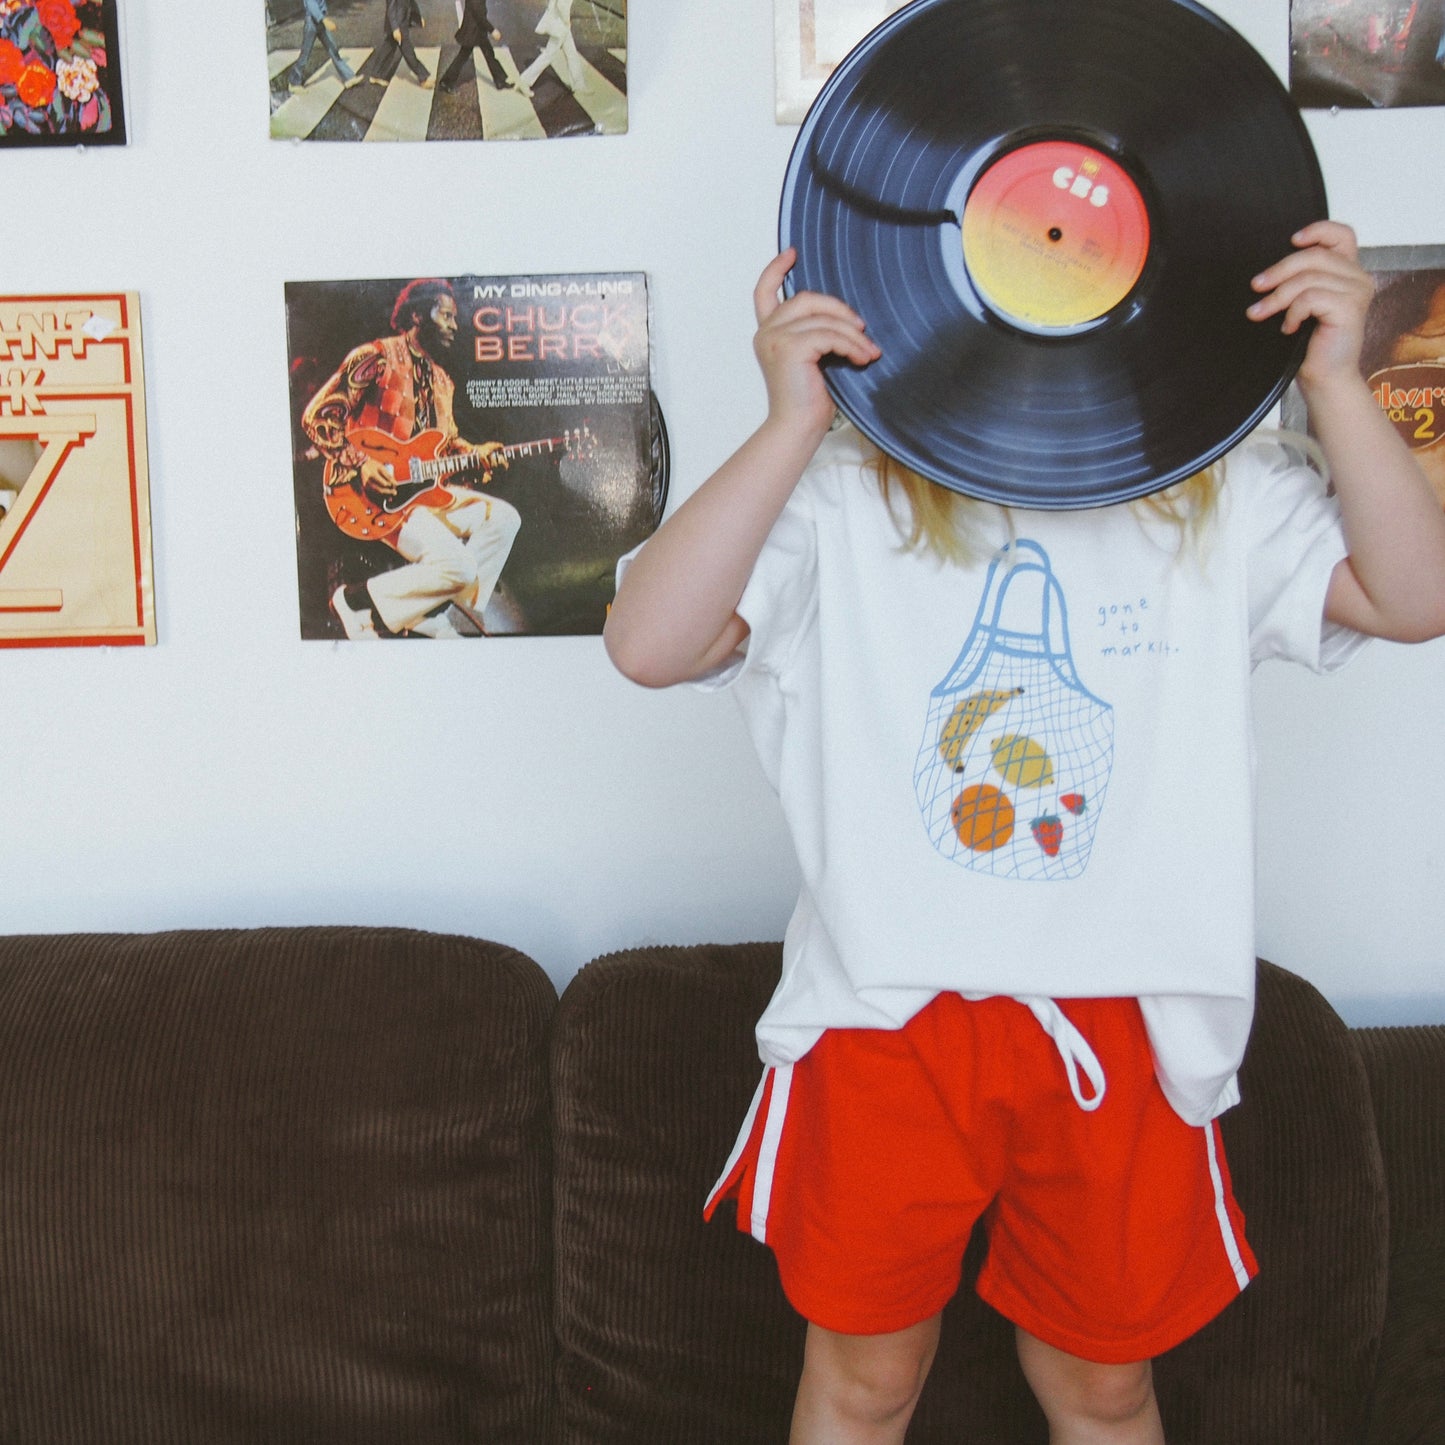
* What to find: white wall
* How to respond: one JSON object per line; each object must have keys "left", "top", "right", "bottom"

{"left": 4, "top": 1, "right": 1441, "bottom": 1026}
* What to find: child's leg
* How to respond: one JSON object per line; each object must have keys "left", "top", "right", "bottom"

{"left": 1015, "top": 1328, "right": 1163, "bottom": 1445}
{"left": 790, "top": 1314, "right": 941, "bottom": 1445}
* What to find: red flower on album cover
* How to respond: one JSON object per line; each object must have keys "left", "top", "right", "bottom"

{"left": 0, "top": 0, "right": 125, "bottom": 145}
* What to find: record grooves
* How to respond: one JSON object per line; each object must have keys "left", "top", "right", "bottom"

{"left": 780, "top": 0, "right": 1328, "bottom": 508}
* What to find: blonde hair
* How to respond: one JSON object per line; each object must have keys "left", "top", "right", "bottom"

{"left": 866, "top": 442, "right": 1303, "bottom": 566}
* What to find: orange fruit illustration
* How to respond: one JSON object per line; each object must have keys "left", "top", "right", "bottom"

{"left": 951, "top": 783, "right": 1015, "bottom": 852}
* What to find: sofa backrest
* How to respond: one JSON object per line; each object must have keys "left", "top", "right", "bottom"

{"left": 0, "top": 926, "right": 557, "bottom": 1445}
{"left": 550, "top": 947, "right": 1392, "bottom": 1444}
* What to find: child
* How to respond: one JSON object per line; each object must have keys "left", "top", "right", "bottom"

{"left": 603, "top": 222, "right": 1445, "bottom": 1444}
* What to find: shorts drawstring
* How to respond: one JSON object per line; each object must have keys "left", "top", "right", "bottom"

{"left": 1020, "top": 997, "right": 1107, "bottom": 1111}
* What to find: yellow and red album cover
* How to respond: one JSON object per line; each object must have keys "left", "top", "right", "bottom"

{"left": 0, "top": 293, "right": 154, "bottom": 648}
{"left": 1281, "top": 244, "right": 1445, "bottom": 509}
{"left": 267, "top": 0, "right": 627, "bottom": 143}
{"left": 1291, "top": 0, "right": 1445, "bottom": 109}
{"left": 284, "top": 271, "right": 665, "bottom": 640}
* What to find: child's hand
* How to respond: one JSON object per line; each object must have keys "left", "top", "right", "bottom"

{"left": 1247, "top": 220, "right": 1375, "bottom": 394}
{"left": 752, "top": 248, "right": 881, "bottom": 436}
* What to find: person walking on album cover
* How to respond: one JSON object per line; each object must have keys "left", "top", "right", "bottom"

{"left": 372, "top": 0, "right": 433, "bottom": 88}
{"left": 440, "top": 0, "right": 510, "bottom": 92}
{"left": 303, "top": 279, "right": 521, "bottom": 641}
{"left": 287, "top": 0, "right": 358, "bottom": 90}
{"left": 605, "top": 218, "right": 1445, "bottom": 1441}
{"left": 512, "top": 0, "right": 585, "bottom": 98}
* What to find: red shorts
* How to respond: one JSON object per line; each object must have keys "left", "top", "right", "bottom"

{"left": 705, "top": 993, "right": 1256, "bottom": 1364}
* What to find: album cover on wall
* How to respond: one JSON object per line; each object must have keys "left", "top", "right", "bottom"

{"left": 267, "top": 0, "right": 626, "bottom": 142}
{"left": 285, "top": 271, "right": 663, "bottom": 640}
{"left": 774, "top": 0, "right": 906, "bottom": 123}
{"left": 1290, "top": 0, "right": 1445, "bottom": 108}
{"left": 0, "top": 0, "right": 125, "bottom": 147}
{"left": 1281, "top": 245, "right": 1445, "bottom": 507}
{"left": 0, "top": 294, "right": 154, "bottom": 647}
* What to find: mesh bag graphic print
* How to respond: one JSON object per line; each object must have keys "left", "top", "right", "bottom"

{"left": 915, "top": 540, "right": 1113, "bottom": 881}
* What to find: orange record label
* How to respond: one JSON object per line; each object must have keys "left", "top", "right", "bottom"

{"left": 962, "top": 141, "right": 1150, "bottom": 331}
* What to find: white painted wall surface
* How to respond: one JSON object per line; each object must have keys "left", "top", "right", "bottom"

{"left": 3, "top": 1, "right": 1441, "bottom": 1025}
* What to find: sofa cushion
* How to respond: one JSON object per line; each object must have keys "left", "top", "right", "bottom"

{"left": 554, "top": 949, "right": 1391, "bottom": 1444}
{"left": 1355, "top": 1023, "right": 1445, "bottom": 1445}
{"left": 0, "top": 926, "right": 556, "bottom": 1445}
{"left": 1154, "top": 960, "right": 1389, "bottom": 1443}
{"left": 550, "top": 944, "right": 1050, "bottom": 1443}
{"left": 550, "top": 943, "right": 805, "bottom": 1442}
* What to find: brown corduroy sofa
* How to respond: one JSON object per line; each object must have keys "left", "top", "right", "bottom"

{"left": 0, "top": 927, "right": 1439, "bottom": 1444}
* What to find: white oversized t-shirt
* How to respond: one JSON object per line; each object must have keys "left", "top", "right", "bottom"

{"left": 693, "top": 424, "right": 1364, "bottom": 1126}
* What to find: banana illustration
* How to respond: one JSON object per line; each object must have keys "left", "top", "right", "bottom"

{"left": 938, "top": 686, "right": 1024, "bottom": 771}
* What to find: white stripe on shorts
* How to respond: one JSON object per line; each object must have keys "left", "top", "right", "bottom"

{"left": 1205, "top": 1120, "right": 1251, "bottom": 1291}
{"left": 706, "top": 1068, "right": 770, "bottom": 1216}
{"left": 749, "top": 1063, "right": 793, "bottom": 1242}
{"left": 705, "top": 1063, "right": 796, "bottom": 1244}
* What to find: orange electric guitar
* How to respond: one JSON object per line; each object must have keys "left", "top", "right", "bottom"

{"left": 324, "top": 424, "right": 594, "bottom": 541}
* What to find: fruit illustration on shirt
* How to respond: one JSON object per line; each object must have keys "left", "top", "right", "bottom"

{"left": 937, "top": 686, "right": 1024, "bottom": 770}
{"left": 991, "top": 733, "right": 1054, "bottom": 789}
{"left": 916, "top": 538, "right": 1113, "bottom": 881}
{"left": 951, "top": 783, "right": 1015, "bottom": 851}
{"left": 1031, "top": 815, "right": 1064, "bottom": 857}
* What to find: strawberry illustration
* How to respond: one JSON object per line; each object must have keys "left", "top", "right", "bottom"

{"left": 1031, "top": 815, "right": 1064, "bottom": 857}
{"left": 1059, "top": 793, "right": 1087, "bottom": 816}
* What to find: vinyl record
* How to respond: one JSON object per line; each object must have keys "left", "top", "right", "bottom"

{"left": 779, "top": 0, "right": 1328, "bottom": 508}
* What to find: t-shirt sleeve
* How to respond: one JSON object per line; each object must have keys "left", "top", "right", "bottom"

{"left": 1234, "top": 440, "right": 1368, "bottom": 672}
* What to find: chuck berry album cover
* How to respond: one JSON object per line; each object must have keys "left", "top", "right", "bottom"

{"left": 0, "top": 0, "right": 125, "bottom": 147}
{"left": 1290, "top": 0, "right": 1445, "bottom": 108}
{"left": 1282, "top": 244, "right": 1445, "bottom": 509}
{"left": 0, "top": 294, "right": 154, "bottom": 647}
{"left": 284, "top": 272, "right": 664, "bottom": 640}
{"left": 267, "top": 0, "right": 627, "bottom": 142}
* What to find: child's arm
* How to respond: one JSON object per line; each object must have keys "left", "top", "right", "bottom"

{"left": 1249, "top": 220, "right": 1445, "bottom": 643}
{"left": 604, "top": 248, "right": 881, "bottom": 687}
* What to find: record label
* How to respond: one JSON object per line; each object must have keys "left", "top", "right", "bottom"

{"left": 961, "top": 142, "right": 1150, "bottom": 333}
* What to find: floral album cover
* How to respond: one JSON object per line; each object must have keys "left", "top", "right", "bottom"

{"left": 0, "top": 0, "right": 125, "bottom": 147}
{"left": 1290, "top": 0, "right": 1445, "bottom": 108}
{"left": 0, "top": 294, "right": 154, "bottom": 647}
{"left": 266, "top": 0, "right": 626, "bottom": 143}
{"left": 774, "top": 0, "right": 907, "bottom": 123}
{"left": 1281, "top": 245, "right": 1445, "bottom": 508}
{"left": 284, "top": 272, "right": 664, "bottom": 640}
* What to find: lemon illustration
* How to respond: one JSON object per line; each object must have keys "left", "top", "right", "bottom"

{"left": 991, "top": 733, "right": 1054, "bottom": 789}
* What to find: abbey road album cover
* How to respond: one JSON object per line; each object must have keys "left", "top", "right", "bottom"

{"left": 267, "top": 0, "right": 627, "bottom": 142}
{"left": 774, "top": 0, "right": 906, "bottom": 122}
{"left": 285, "top": 272, "right": 662, "bottom": 640}
{"left": 1281, "top": 245, "right": 1445, "bottom": 508}
{"left": 0, "top": 294, "right": 154, "bottom": 647}
{"left": 1290, "top": 0, "right": 1445, "bottom": 108}
{"left": 0, "top": 0, "right": 126, "bottom": 147}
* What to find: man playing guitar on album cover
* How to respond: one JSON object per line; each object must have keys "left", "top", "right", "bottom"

{"left": 302, "top": 277, "right": 521, "bottom": 640}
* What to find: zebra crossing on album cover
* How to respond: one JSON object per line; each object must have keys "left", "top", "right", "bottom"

{"left": 266, "top": 0, "right": 627, "bottom": 142}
